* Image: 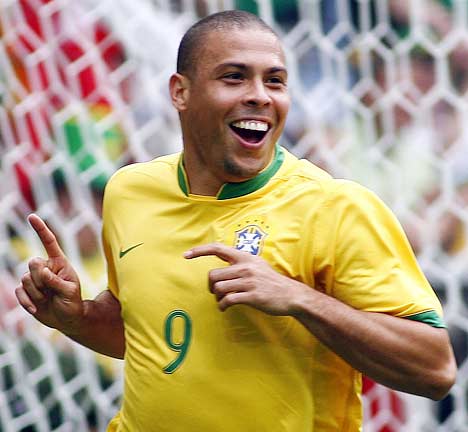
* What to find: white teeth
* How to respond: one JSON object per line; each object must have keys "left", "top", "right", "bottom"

{"left": 232, "top": 120, "right": 269, "bottom": 132}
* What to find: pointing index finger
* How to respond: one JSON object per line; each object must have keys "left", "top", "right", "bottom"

{"left": 184, "top": 242, "right": 251, "bottom": 264}
{"left": 28, "top": 214, "right": 65, "bottom": 259}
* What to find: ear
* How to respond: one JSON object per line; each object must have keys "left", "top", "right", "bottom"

{"left": 169, "top": 73, "right": 190, "bottom": 111}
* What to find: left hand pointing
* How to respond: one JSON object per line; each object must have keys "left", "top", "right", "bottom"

{"left": 184, "top": 243, "right": 311, "bottom": 314}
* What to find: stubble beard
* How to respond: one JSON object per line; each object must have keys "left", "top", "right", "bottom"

{"left": 222, "top": 156, "right": 259, "bottom": 182}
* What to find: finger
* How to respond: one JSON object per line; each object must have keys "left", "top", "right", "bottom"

{"left": 41, "top": 267, "right": 73, "bottom": 295}
{"left": 211, "top": 278, "right": 243, "bottom": 298}
{"left": 15, "top": 285, "right": 37, "bottom": 314}
{"left": 21, "top": 272, "right": 46, "bottom": 304}
{"left": 208, "top": 266, "right": 243, "bottom": 292}
{"left": 28, "top": 257, "right": 48, "bottom": 290}
{"left": 218, "top": 291, "right": 251, "bottom": 312}
{"left": 28, "top": 214, "right": 65, "bottom": 259}
{"left": 184, "top": 243, "right": 251, "bottom": 264}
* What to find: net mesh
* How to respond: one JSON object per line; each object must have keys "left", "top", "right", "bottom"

{"left": 1, "top": 0, "right": 467, "bottom": 430}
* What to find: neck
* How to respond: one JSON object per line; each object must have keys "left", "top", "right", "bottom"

{"left": 185, "top": 167, "right": 223, "bottom": 196}
{"left": 177, "top": 145, "right": 284, "bottom": 199}
{"left": 180, "top": 153, "right": 224, "bottom": 196}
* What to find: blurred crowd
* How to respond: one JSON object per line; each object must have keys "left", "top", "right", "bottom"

{"left": 1, "top": 0, "right": 467, "bottom": 430}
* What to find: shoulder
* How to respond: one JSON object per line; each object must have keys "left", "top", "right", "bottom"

{"left": 102, "top": 153, "right": 181, "bottom": 221}
{"left": 105, "top": 153, "right": 180, "bottom": 194}
{"left": 310, "top": 178, "right": 398, "bottom": 231}
{"left": 322, "top": 178, "right": 385, "bottom": 206}
{"left": 323, "top": 179, "right": 393, "bottom": 220}
{"left": 279, "top": 149, "right": 379, "bottom": 207}
{"left": 280, "top": 148, "right": 333, "bottom": 185}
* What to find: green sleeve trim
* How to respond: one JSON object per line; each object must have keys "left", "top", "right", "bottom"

{"left": 404, "top": 310, "right": 446, "bottom": 328}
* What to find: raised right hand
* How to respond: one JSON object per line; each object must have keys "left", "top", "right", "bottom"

{"left": 15, "top": 214, "right": 84, "bottom": 334}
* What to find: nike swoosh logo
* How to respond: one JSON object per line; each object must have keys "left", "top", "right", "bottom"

{"left": 119, "top": 242, "right": 144, "bottom": 258}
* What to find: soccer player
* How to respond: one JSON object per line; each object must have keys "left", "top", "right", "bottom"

{"left": 16, "top": 10, "right": 456, "bottom": 431}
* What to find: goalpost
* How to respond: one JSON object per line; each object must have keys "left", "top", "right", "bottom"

{"left": 0, "top": 0, "right": 467, "bottom": 430}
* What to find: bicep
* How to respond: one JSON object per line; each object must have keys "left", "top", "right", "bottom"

{"left": 93, "top": 289, "right": 122, "bottom": 325}
{"left": 319, "top": 182, "right": 443, "bottom": 318}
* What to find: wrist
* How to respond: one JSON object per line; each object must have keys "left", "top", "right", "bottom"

{"left": 289, "top": 285, "right": 332, "bottom": 326}
{"left": 288, "top": 282, "right": 318, "bottom": 318}
{"left": 59, "top": 300, "right": 88, "bottom": 336}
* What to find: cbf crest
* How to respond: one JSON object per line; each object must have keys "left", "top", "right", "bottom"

{"left": 234, "top": 221, "right": 269, "bottom": 256}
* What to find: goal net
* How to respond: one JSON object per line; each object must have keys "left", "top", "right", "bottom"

{"left": 0, "top": 0, "right": 467, "bottom": 430}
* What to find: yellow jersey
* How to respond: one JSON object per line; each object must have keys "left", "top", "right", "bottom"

{"left": 103, "top": 146, "right": 444, "bottom": 432}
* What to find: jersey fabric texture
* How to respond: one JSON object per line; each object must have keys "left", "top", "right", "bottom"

{"left": 103, "top": 146, "right": 444, "bottom": 432}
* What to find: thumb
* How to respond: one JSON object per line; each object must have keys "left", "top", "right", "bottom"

{"left": 42, "top": 267, "right": 75, "bottom": 295}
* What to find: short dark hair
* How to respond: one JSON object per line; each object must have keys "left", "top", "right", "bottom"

{"left": 176, "top": 10, "right": 277, "bottom": 77}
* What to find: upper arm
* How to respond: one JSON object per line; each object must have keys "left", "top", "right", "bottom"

{"left": 102, "top": 225, "right": 119, "bottom": 298}
{"left": 101, "top": 178, "right": 119, "bottom": 298}
{"left": 315, "top": 181, "right": 444, "bottom": 323}
{"left": 94, "top": 288, "right": 121, "bottom": 310}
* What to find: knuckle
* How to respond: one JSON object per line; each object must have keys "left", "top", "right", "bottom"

{"left": 212, "top": 243, "right": 223, "bottom": 254}
{"left": 224, "top": 294, "right": 235, "bottom": 306}
{"left": 223, "top": 299, "right": 232, "bottom": 308}
{"left": 246, "top": 280, "right": 256, "bottom": 291}
{"left": 247, "top": 262, "right": 257, "bottom": 272}
{"left": 239, "top": 266, "right": 250, "bottom": 277}
{"left": 21, "top": 273, "right": 31, "bottom": 285}
{"left": 241, "top": 264, "right": 256, "bottom": 276}
{"left": 15, "top": 288, "right": 29, "bottom": 306}
{"left": 44, "top": 270, "right": 56, "bottom": 285}
{"left": 28, "top": 257, "right": 44, "bottom": 271}
{"left": 212, "top": 280, "right": 223, "bottom": 293}
{"left": 249, "top": 290, "right": 260, "bottom": 302}
{"left": 208, "top": 270, "right": 217, "bottom": 283}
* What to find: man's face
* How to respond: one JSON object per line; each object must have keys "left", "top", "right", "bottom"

{"left": 175, "top": 27, "right": 290, "bottom": 187}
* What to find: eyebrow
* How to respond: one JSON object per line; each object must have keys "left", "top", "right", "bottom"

{"left": 214, "top": 62, "right": 288, "bottom": 75}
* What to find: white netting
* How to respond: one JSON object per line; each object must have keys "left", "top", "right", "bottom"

{"left": 0, "top": 0, "right": 467, "bottom": 431}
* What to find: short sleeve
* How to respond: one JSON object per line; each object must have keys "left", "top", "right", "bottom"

{"left": 101, "top": 180, "right": 119, "bottom": 298}
{"left": 314, "top": 180, "right": 444, "bottom": 321}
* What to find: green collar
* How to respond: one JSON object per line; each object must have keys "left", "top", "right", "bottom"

{"left": 177, "top": 145, "right": 284, "bottom": 200}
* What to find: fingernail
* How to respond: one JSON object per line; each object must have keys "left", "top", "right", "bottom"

{"left": 183, "top": 250, "right": 193, "bottom": 258}
{"left": 27, "top": 306, "right": 36, "bottom": 314}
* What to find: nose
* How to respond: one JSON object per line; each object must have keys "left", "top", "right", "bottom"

{"left": 243, "top": 79, "right": 272, "bottom": 107}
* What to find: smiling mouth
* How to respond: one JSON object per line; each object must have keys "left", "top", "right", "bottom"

{"left": 230, "top": 120, "right": 269, "bottom": 144}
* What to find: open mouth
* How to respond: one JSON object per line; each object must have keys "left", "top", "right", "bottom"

{"left": 230, "top": 120, "right": 269, "bottom": 144}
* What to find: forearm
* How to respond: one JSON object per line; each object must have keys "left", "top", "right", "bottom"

{"left": 291, "top": 288, "right": 456, "bottom": 399}
{"left": 64, "top": 290, "right": 125, "bottom": 359}
{"left": 186, "top": 242, "right": 456, "bottom": 398}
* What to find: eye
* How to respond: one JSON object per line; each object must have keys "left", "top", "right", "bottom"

{"left": 266, "top": 76, "right": 287, "bottom": 87}
{"left": 222, "top": 72, "right": 244, "bottom": 82}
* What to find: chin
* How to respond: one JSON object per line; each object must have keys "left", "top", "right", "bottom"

{"left": 223, "top": 158, "right": 265, "bottom": 182}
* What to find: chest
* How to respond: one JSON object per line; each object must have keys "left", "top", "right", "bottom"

{"left": 116, "top": 197, "right": 312, "bottom": 289}
{"left": 109, "top": 196, "right": 319, "bottom": 370}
